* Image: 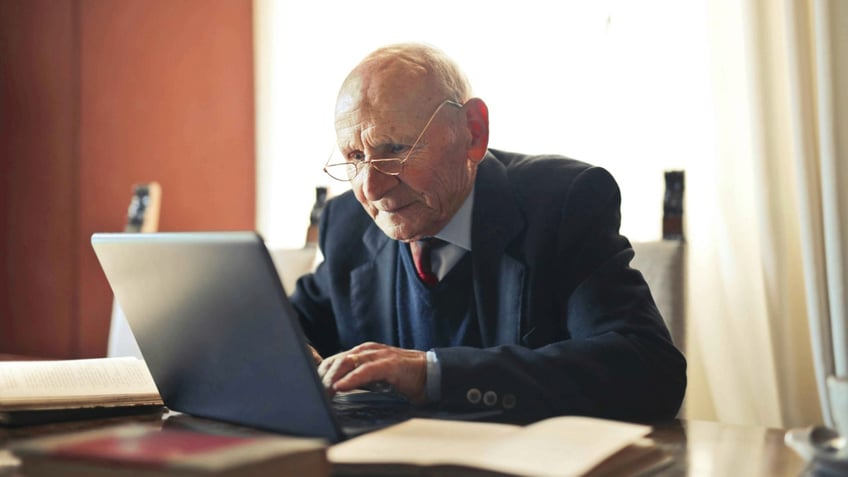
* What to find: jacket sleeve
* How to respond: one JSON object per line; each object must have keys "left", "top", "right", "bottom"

{"left": 289, "top": 196, "right": 343, "bottom": 358}
{"left": 434, "top": 167, "right": 687, "bottom": 422}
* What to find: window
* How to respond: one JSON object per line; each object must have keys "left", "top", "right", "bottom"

{"left": 255, "top": 0, "right": 711, "bottom": 246}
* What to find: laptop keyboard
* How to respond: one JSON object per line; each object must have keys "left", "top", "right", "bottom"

{"left": 331, "top": 390, "right": 415, "bottom": 436}
{"left": 334, "top": 401, "right": 413, "bottom": 421}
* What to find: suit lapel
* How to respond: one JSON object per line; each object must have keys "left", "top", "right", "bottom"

{"left": 349, "top": 225, "right": 398, "bottom": 345}
{"left": 472, "top": 154, "right": 526, "bottom": 346}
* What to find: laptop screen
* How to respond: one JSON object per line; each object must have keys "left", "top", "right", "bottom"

{"left": 91, "top": 231, "right": 344, "bottom": 442}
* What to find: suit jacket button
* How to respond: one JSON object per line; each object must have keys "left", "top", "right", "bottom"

{"left": 466, "top": 388, "right": 481, "bottom": 404}
{"left": 483, "top": 391, "right": 498, "bottom": 406}
{"left": 502, "top": 394, "right": 517, "bottom": 409}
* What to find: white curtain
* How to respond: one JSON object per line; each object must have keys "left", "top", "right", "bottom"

{"left": 687, "top": 0, "right": 846, "bottom": 428}
{"left": 789, "top": 0, "right": 848, "bottom": 428}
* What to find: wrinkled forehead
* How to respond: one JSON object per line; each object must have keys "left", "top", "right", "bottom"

{"left": 335, "top": 61, "right": 446, "bottom": 127}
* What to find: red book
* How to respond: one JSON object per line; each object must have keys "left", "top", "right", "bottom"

{"left": 11, "top": 423, "right": 328, "bottom": 476}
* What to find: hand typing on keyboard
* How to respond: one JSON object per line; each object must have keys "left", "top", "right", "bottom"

{"left": 317, "top": 342, "right": 428, "bottom": 404}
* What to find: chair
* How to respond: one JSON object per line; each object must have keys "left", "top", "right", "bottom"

{"left": 632, "top": 169, "right": 686, "bottom": 350}
{"left": 630, "top": 240, "right": 685, "bottom": 351}
{"left": 267, "top": 245, "right": 320, "bottom": 295}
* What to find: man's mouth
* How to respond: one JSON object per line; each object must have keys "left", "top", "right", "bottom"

{"left": 378, "top": 202, "right": 413, "bottom": 213}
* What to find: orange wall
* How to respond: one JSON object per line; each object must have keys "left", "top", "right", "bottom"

{"left": 0, "top": 0, "right": 255, "bottom": 358}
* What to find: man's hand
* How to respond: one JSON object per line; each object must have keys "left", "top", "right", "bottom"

{"left": 307, "top": 345, "right": 323, "bottom": 366}
{"left": 317, "top": 342, "right": 428, "bottom": 404}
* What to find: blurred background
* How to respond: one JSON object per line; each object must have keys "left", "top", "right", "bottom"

{"left": 2, "top": 0, "right": 846, "bottom": 432}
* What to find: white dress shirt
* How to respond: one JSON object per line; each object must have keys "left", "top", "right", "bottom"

{"left": 424, "top": 187, "right": 474, "bottom": 402}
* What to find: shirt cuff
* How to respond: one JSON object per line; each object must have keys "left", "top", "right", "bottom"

{"left": 425, "top": 350, "right": 442, "bottom": 402}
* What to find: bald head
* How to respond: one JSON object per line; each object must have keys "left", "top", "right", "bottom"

{"left": 337, "top": 43, "right": 472, "bottom": 117}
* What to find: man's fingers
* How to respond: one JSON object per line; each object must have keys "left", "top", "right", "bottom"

{"left": 350, "top": 341, "right": 382, "bottom": 353}
{"left": 321, "top": 355, "right": 348, "bottom": 389}
{"left": 308, "top": 345, "right": 323, "bottom": 366}
{"left": 332, "top": 358, "right": 389, "bottom": 392}
{"left": 317, "top": 355, "right": 331, "bottom": 376}
{"left": 315, "top": 344, "right": 427, "bottom": 403}
{"left": 318, "top": 350, "right": 365, "bottom": 392}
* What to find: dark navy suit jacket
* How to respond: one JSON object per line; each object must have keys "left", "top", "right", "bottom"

{"left": 291, "top": 149, "right": 687, "bottom": 422}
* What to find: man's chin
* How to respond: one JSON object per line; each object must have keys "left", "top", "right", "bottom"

{"left": 375, "top": 218, "right": 422, "bottom": 242}
{"left": 374, "top": 207, "right": 443, "bottom": 242}
{"left": 378, "top": 225, "right": 418, "bottom": 242}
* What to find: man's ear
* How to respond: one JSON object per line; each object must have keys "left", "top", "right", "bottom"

{"left": 463, "top": 98, "right": 489, "bottom": 163}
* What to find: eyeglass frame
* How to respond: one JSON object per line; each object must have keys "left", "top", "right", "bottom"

{"left": 323, "top": 99, "right": 464, "bottom": 182}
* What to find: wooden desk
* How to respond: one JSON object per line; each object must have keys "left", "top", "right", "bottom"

{"left": 0, "top": 414, "right": 808, "bottom": 476}
{"left": 647, "top": 419, "right": 806, "bottom": 476}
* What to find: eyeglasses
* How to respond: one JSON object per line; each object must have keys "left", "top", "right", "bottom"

{"left": 323, "top": 99, "right": 464, "bottom": 182}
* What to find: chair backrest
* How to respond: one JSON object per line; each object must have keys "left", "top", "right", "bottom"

{"left": 267, "top": 245, "right": 320, "bottom": 294}
{"left": 630, "top": 240, "right": 685, "bottom": 351}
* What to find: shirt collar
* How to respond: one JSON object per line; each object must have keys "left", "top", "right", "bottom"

{"left": 433, "top": 185, "right": 474, "bottom": 251}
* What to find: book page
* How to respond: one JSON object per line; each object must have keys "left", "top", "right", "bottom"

{"left": 0, "top": 357, "right": 161, "bottom": 410}
{"left": 329, "top": 418, "right": 519, "bottom": 466}
{"left": 474, "top": 416, "right": 652, "bottom": 477}
{"left": 329, "top": 416, "right": 652, "bottom": 477}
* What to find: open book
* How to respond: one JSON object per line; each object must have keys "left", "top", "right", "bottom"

{"left": 329, "top": 416, "right": 668, "bottom": 477}
{"left": 0, "top": 357, "right": 164, "bottom": 426}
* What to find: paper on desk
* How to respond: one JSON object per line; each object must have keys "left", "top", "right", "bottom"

{"left": 329, "top": 416, "right": 652, "bottom": 477}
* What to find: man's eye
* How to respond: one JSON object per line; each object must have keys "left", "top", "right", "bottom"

{"left": 347, "top": 152, "right": 365, "bottom": 163}
{"left": 388, "top": 144, "right": 408, "bottom": 156}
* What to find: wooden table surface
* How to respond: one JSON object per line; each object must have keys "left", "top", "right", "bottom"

{"left": 647, "top": 419, "right": 809, "bottom": 476}
{"left": 0, "top": 413, "right": 813, "bottom": 476}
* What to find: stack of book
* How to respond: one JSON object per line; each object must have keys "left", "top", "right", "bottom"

{"left": 0, "top": 357, "right": 164, "bottom": 427}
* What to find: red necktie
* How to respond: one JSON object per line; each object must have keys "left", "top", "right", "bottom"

{"left": 410, "top": 238, "right": 443, "bottom": 286}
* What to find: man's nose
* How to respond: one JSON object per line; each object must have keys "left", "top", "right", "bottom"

{"left": 359, "top": 163, "right": 397, "bottom": 201}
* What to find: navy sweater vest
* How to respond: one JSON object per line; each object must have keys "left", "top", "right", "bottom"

{"left": 395, "top": 243, "right": 479, "bottom": 350}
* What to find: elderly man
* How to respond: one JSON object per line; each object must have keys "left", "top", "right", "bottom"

{"left": 291, "top": 43, "right": 686, "bottom": 423}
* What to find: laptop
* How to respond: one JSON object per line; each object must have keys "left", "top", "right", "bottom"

{"left": 91, "top": 231, "right": 498, "bottom": 443}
